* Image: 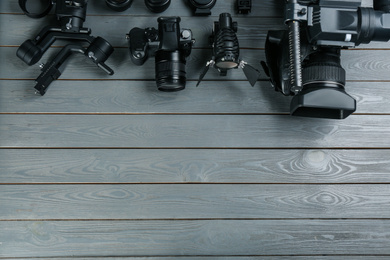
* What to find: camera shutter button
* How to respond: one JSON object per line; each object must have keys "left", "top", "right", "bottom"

{"left": 181, "top": 30, "right": 191, "bottom": 39}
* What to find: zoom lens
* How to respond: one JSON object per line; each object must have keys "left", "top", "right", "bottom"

{"left": 155, "top": 50, "right": 186, "bottom": 91}
{"left": 105, "top": 0, "right": 134, "bottom": 11}
{"left": 144, "top": 0, "right": 171, "bottom": 13}
{"left": 290, "top": 49, "right": 356, "bottom": 119}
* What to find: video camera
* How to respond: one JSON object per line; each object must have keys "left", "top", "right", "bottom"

{"left": 262, "top": 0, "right": 390, "bottom": 119}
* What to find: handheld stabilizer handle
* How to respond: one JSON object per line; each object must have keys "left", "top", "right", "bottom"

{"left": 17, "top": 0, "right": 115, "bottom": 95}
{"left": 34, "top": 38, "right": 114, "bottom": 95}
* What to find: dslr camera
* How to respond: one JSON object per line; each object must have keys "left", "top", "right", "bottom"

{"left": 263, "top": 0, "right": 390, "bottom": 119}
{"left": 128, "top": 17, "right": 195, "bottom": 91}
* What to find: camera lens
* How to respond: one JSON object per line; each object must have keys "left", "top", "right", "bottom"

{"left": 155, "top": 50, "right": 187, "bottom": 91}
{"left": 187, "top": 0, "right": 216, "bottom": 15}
{"left": 144, "top": 0, "right": 171, "bottom": 13}
{"left": 290, "top": 49, "right": 356, "bottom": 119}
{"left": 105, "top": 0, "right": 134, "bottom": 11}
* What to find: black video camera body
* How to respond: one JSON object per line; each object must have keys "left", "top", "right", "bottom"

{"left": 128, "top": 17, "right": 195, "bottom": 91}
{"left": 263, "top": 0, "right": 390, "bottom": 119}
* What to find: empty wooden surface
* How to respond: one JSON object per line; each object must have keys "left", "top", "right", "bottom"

{"left": 1, "top": 0, "right": 390, "bottom": 258}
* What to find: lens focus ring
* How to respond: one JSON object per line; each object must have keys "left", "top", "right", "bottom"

{"left": 302, "top": 64, "right": 345, "bottom": 86}
{"left": 155, "top": 50, "right": 186, "bottom": 91}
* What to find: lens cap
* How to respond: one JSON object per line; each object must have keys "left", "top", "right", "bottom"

{"left": 106, "top": 0, "right": 134, "bottom": 12}
{"left": 144, "top": 0, "right": 171, "bottom": 13}
{"left": 188, "top": 0, "right": 216, "bottom": 15}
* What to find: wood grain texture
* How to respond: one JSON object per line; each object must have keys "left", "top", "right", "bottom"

{"left": 2, "top": 255, "right": 389, "bottom": 260}
{"left": 1, "top": 0, "right": 282, "bottom": 17}
{"left": 4, "top": 47, "right": 390, "bottom": 81}
{"left": 1, "top": 220, "right": 390, "bottom": 257}
{"left": 0, "top": 80, "right": 388, "bottom": 114}
{"left": 0, "top": 0, "right": 374, "bottom": 18}
{"left": 2, "top": 149, "right": 390, "bottom": 184}
{"left": 0, "top": 14, "right": 283, "bottom": 48}
{"left": 2, "top": 184, "right": 390, "bottom": 219}
{"left": 0, "top": 114, "right": 390, "bottom": 148}
{"left": 2, "top": 0, "right": 390, "bottom": 258}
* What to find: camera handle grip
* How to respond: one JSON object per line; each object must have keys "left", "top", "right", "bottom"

{"left": 34, "top": 44, "right": 84, "bottom": 95}
{"left": 285, "top": 0, "right": 304, "bottom": 94}
{"left": 287, "top": 21, "right": 303, "bottom": 94}
{"left": 34, "top": 42, "right": 114, "bottom": 95}
{"left": 17, "top": 26, "right": 92, "bottom": 66}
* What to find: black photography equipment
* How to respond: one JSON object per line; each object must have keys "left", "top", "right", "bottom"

{"left": 237, "top": 0, "right": 251, "bottom": 14}
{"left": 262, "top": 0, "right": 390, "bottom": 119}
{"left": 106, "top": 0, "right": 134, "bottom": 11}
{"left": 128, "top": 16, "right": 195, "bottom": 91}
{"left": 197, "top": 13, "right": 260, "bottom": 87}
{"left": 17, "top": 0, "right": 114, "bottom": 95}
{"left": 187, "top": 0, "right": 216, "bottom": 16}
{"left": 144, "top": 0, "right": 171, "bottom": 13}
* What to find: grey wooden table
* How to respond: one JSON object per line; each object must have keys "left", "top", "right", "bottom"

{"left": 1, "top": 0, "right": 390, "bottom": 258}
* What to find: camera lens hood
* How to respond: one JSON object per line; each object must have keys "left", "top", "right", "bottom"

{"left": 106, "top": 0, "right": 134, "bottom": 12}
{"left": 187, "top": 0, "right": 216, "bottom": 15}
{"left": 291, "top": 86, "right": 356, "bottom": 119}
{"left": 144, "top": 0, "right": 171, "bottom": 13}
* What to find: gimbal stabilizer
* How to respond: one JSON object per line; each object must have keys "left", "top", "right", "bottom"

{"left": 262, "top": 0, "right": 390, "bottom": 119}
{"left": 17, "top": 0, "right": 114, "bottom": 95}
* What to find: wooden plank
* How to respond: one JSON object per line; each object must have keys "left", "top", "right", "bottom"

{"left": 1, "top": 220, "right": 390, "bottom": 257}
{"left": 2, "top": 249, "right": 390, "bottom": 258}
{"left": 4, "top": 47, "right": 390, "bottom": 81}
{"left": 0, "top": 114, "right": 389, "bottom": 148}
{"left": 2, "top": 184, "right": 390, "bottom": 219}
{"left": 0, "top": 80, "right": 289, "bottom": 113}
{"left": 0, "top": 14, "right": 282, "bottom": 49}
{"left": 0, "top": 0, "right": 283, "bottom": 17}
{"left": 3, "top": 47, "right": 264, "bottom": 81}
{"left": 2, "top": 149, "right": 390, "bottom": 184}
{"left": 3, "top": 1, "right": 388, "bottom": 49}
{"left": 0, "top": 80, "right": 388, "bottom": 114}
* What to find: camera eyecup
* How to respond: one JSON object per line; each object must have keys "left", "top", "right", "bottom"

{"left": 144, "top": 0, "right": 171, "bottom": 13}
{"left": 105, "top": 0, "right": 134, "bottom": 11}
{"left": 155, "top": 50, "right": 186, "bottom": 91}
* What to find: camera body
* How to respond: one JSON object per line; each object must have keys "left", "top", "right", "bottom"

{"left": 128, "top": 17, "right": 195, "bottom": 91}
{"left": 263, "top": 0, "right": 390, "bottom": 119}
